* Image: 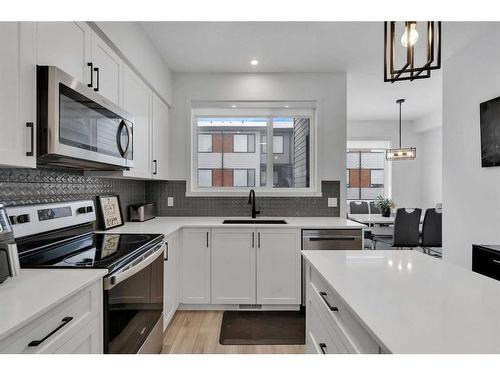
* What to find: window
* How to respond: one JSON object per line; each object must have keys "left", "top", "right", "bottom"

{"left": 347, "top": 149, "right": 386, "bottom": 200}
{"left": 192, "top": 108, "right": 315, "bottom": 194}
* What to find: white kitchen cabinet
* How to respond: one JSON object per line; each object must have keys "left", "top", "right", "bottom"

{"left": 91, "top": 32, "right": 123, "bottom": 104}
{"left": 181, "top": 229, "right": 211, "bottom": 304}
{"left": 0, "top": 278, "right": 103, "bottom": 354}
{"left": 0, "top": 22, "right": 37, "bottom": 168}
{"left": 164, "top": 232, "right": 180, "bottom": 328}
{"left": 256, "top": 229, "right": 301, "bottom": 305}
{"left": 36, "top": 22, "right": 92, "bottom": 86}
{"left": 151, "top": 94, "right": 170, "bottom": 180}
{"left": 211, "top": 229, "right": 256, "bottom": 304}
{"left": 122, "top": 66, "right": 152, "bottom": 179}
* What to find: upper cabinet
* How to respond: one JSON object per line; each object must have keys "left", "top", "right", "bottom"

{"left": 0, "top": 23, "right": 37, "bottom": 168}
{"left": 122, "top": 66, "right": 152, "bottom": 179}
{"left": 91, "top": 33, "right": 123, "bottom": 104}
{"left": 36, "top": 22, "right": 92, "bottom": 87}
{"left": 152, "top": 95, "right": 170, "bottom": 180}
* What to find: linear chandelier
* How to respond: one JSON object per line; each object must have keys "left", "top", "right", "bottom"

{"left": 386, "top": 99, "right": 416, "bottom": 161}
{"left": 384, "top": 21, "right": 441, "bottom": 83}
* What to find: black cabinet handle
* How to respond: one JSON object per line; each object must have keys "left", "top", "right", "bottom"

{"left": 87, "top": 62, "right": 93, "bottom": 87}
{"left": 26, "top": 122, "right": 34, "bottom": 156}
{"left": 164, "top": 243, "right": 169, "bottom": 261}
{"left": 28, "top": 317, "right": 73, "bottom": 347}
{"left": 206, "top": 232, "right": 209, "bottom": 248}
{"left": 153, "top": 160, "right": 158, "bottom": 175}
{"left": 252, "top": 232, "right": 255, "bottom": 248}
{"left": 93, "top": 67, "right": 100, "bottom": 92}
{"left": 319, "top": 343, "right": 327, "bottom": 354}
{"left": 258, "top": 232, "right": 261, "bottom": 248}
{"left": 319, "top": 292, "right": 339, "bottom": 312}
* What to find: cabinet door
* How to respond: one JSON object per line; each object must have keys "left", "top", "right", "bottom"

{"left": 256, "top": 229, "right": 301, "bottom": 305}
{"left": 91, "top": 32, "right": 123, "bottom": 104}
{"left": 36, "top": 22, "right": 92, "bottom": 86}
{"left": 181, "top": 229, "right": 211, "bottom": 304}
{"left": 0, "top": 22, "right": 36, "bottom": 168}
{"left": 211, "top": 229, "right": 256, "bottom": 305}
{"left": 54, "top": 317, "right": 102, "bottom": 354}
{"left": 164, "top": 233, "right": 179, "bottom": 328}
{"left": 151, "top": 95, "right": 169, "bottom": 180}
{"left": 122, "top": 66, "right": 152, "bottom": 179}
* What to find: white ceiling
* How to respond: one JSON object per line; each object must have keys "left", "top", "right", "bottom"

{"left": 141, "top": 22, "right": 497, "bottom": 121}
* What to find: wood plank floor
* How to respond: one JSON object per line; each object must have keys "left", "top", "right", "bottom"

{"left": 162, "top": 310, "right": 306, "bottom": 354}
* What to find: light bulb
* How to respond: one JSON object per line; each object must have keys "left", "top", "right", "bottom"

{"left": 401, "top": 23, "right": 419, "bottom": 48}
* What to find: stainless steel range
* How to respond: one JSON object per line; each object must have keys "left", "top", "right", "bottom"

{"left": 6, "top": 200, "right": 164, "bottom": 354}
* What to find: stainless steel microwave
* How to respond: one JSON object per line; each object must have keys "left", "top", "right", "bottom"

{"left": 37, "top": 66, "right": 134, "bottom": 170}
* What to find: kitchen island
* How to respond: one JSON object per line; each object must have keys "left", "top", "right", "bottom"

{"left": 302, "top": 250, "right": 500, "bottom": 354}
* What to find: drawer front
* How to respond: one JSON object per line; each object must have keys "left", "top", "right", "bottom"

{"left": 54, "top": 316, "right": 102, "bottom": 354}
{"left": 307, "top": 292, "right": 348, "bottom": 354}
{"left": 0, "top": 280, "right": 102, "bottom": 354}
{"left": 472, "top": 246, "right": 500, "bottom": 281}
{"left": 302, "top": 229, "right": 363, "bottom": 250}
{"left": 309, "top": 266, "right": 379, "bottom": 354}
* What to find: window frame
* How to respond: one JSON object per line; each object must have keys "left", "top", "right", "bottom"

{"left": 189, "top": 106, "right": 318, "bottom": 196}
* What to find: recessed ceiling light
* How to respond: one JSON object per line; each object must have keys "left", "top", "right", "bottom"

{"left": 250, "top": 59, "right": 259, "bottom": 66}
{"left": 284, "top": 105, "right": 289, "bottom": 108}
{"left": 231, "top": 105, "right": 236, "bottom": 108}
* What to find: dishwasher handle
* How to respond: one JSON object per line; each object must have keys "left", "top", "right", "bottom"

{"left": 307, "top": 236, "right": 358, "bottom": 241}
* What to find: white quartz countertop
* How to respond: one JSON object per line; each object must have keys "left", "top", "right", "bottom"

{"left": 105, "top": 216, "right": 365, "bottom": 237}
{"left": 302, "top": 250, "right": 500, "bottom": 354}
{"left": 0, "top": 269, "right": 107, "bottom": 342}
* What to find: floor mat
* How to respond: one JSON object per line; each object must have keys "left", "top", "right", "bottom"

{"left": 219, "top": 309, "right": 305, "bottom": 345}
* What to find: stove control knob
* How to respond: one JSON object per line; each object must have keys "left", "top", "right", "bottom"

{"left": 77, "top": 207, "right": 87, "bottom": 214}
{"left": 16, "top": 214, "right": 30, "bottom": 224}
{"left": 86, "top": 206, "right": 93, "bottom": 213}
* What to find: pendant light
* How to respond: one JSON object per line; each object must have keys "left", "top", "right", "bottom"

{"left": 386, "top": 99, "right": 416, "bottom": 160}
{"left": 384, "top": 21, "right": 441, "bottom": 83}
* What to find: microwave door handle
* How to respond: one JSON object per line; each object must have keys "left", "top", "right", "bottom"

{"left": 116, "top": 120, "right": 132, "bottom": 157}
{"left": 103, "top": 244, "right": 164, "bottom": 290}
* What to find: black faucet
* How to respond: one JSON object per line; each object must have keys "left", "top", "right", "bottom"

{"left": 248, "top": 189, "right": 261, "bottom": 219}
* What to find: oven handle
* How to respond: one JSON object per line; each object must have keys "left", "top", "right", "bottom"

{"left": 103, "top": 243, "right": 164, "bottom": 290}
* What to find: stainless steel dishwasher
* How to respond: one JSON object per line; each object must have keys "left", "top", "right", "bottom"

{"left": 302, "top": 229, "right": 363, "bottom": 250}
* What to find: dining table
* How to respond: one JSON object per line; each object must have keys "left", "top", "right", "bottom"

{"left": 348, "top": 213, "right": 424, "bottom": 226}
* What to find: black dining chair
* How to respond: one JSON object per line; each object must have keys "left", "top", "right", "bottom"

{"left": 350, "top": 201, "right": 369, "bottom": 214}
{"left": 369, "top": 201, "right": 381, "bottom": 214}
{"left": 372, "top": 208, "right": 422, "bottom": 250}
{"left": 421, "top": 208, "right": 442, "bottom": 255}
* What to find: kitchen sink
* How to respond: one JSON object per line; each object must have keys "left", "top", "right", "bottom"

{"left": 222, "top": 219, "right": 288, "bottom": 224}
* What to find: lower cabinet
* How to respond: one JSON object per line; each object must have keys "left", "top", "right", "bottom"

{"left": 256, "top": 229, "right": 301, "bottom": 305}
{"left": 164, "top": 231, "right": 180, "bottom": 328}
{"left": 0, "top": 279, "right": 103, "bottom": 354}
{"left": 181, "top": 228, "right": 211, "bottom": 304}
{"left": 211, "top": 229, "right": 256, "bottom": 304}
{"left": 210, "top": 228, "right": 301, "bottom": 306}
{"left": 305, "top": 262, "right": 383, "bottom": 354}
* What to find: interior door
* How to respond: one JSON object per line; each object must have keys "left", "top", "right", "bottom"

{"left": 211, "top": 229, "right": 256, "bottom": 304}
{"left": 36, "top": 22, "right": 92, "bottom": 86}
{"left": 0, "top": 22, "right": 36, "bottom": 168}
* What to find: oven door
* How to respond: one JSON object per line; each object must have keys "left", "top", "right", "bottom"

{"left": 103, "top": 242, "right": 164, "bottom": 354}
{"left": 37, "top": 66, "right": 134, "bottom": 170}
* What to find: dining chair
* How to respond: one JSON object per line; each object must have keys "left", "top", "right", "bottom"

{"left": 420, "top": 208, "right": 442, "bottom": 255}
{"left": 369, "top": 201, "right": 381, "bottom": 214}
{"left": 372, "top": 208, "right": 422, "bottom": 250}
{"left": 349, "top": 201, "right": 369, "bottom": 214}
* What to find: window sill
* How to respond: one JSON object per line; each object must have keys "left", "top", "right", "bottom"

{"left": 186, "top": 189, "right": 322, "bottom": 198}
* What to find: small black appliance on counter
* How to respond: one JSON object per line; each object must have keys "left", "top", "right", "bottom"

{"left": 472, "top": 245, "right": 500, "bottom": 281}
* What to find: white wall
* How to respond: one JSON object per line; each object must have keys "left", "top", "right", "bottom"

{"left": 348, "top": 120, "right": 423, "bottom": 209}
{"left": 420, "top": 127, "right": 442, "bottom": 209}
{"left": 443, "top": 27, "right": 500, "bottom": 269}
{"left": 95, "top": 22, "right": 173, "bottom": 105}
{"left": 169, "top": 72, "right": 347, "bottom": 214}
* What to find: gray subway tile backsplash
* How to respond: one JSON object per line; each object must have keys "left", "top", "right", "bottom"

{"left": 145, "top": 180, "right": 340, "bottom": 217}
{"left": 0, "top": 168, "right": 340, "bottom": 218}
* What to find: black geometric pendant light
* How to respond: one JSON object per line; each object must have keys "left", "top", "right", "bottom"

{"left": 386, "top": 99, "right": 416, "bottom": 160}
{"left": 384, "top": 21, "right": 441, "bottom": 83}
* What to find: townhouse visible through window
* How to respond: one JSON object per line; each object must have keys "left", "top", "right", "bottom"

{"left": 192, "top": 109, "right": 315, "bottom": 194}
{"left": 346, "top": 149, "right": 386, "bottom": 200}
